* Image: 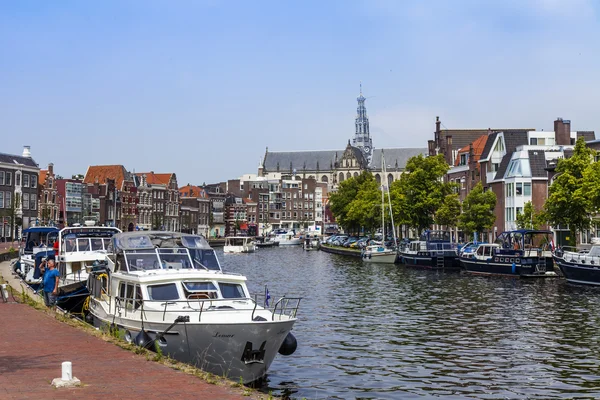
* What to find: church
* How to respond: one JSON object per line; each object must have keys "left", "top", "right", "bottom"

{"left": 258, "top": 86, "right": 427, "bottom": 188}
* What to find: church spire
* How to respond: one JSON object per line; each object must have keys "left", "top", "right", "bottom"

{"left": 352, "top": 83, "right": 373, "bottom": 163}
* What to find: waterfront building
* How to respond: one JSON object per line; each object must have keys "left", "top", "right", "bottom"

{"left": 203, "top": 183, "right": 226, "bottom": 238}
{"left": 224, "top": 194, "right": 247, "bottom": 237}
{"left": 38, "top": 163, "right": 60, "bottom": 226}
{"left": 179, "top": 184, "right": 211, "bottom": 236}
{"left": 55, "top": 178, "right": 86, "bottom": 226}
{"left": 83, "top": 165, "right": 137, "bottom": 231}
{"left": 135, "top": 172, "right": 180, "bottom": 231}
{"left": 0, "top": 146, "right": 40, "bottom": 239}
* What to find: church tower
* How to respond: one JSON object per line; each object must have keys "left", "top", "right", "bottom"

{"left": 352, "top": 83, "right": 373, "bottom": 163}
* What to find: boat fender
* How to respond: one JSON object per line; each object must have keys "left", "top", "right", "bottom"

{"left": 134, "top": 328, "right": 155, "bottom": 351}
{"left": 278, "top": 332, "right": 297, "bottom": 356}
{"left": 511, "top": 262, "right": 516, "bottom": 274}
{"left": 368, "top": 254, "right": 371, "bottom": 259}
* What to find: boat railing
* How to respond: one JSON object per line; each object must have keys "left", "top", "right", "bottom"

{"left": 112, "top": 295, "right": 301, "bottom": 323}
{"left": 556, "top": 246, "right": 600, "bottom": 265}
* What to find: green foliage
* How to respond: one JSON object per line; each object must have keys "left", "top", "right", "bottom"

{"left": 515, "top": 201, "right": 542, "bottom": 229}
{"left": 389, "top": 154, "right": 451, "bottom": 233}
{"left": 544, "top": 137, "right": 595, "bottom": 243}
{"left": 329, "top": 171, "right": 376, "bottom": 232}
{"left": 459, "top": 182, "right": 496, "bottom": 238}
{"left": 345, "top": 178, "right": 382, "bottom": 233}
{"left": 435, "top": 194, "right": 461, "bottom": 228}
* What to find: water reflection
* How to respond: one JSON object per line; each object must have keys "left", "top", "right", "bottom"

{"left": 220, "top": 247, "right": 600, "bottom": 399}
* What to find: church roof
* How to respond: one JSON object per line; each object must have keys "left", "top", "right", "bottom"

{"left": 369, "top": 148, "right": 428, "bottom": 170}
{"left": 263, "top": 150, "right": 341, "bottom": 172}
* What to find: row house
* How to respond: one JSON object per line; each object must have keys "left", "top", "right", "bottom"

{"left": 179, "top": 184, "right": 211, "bottom": 236}
{"left": 136, "top": 172, "right": 180, "bottom": 231}
{"left": 38, "top": 163, "right": 60, "bottom": 225}
{"left": 224, "top": 194, "right": 247, "bottom": 237}
{"left": 0, "top": 146, "right": 39, "bottom": 239}
{"left": 83, "top": 165, "right": 137, "bottom": 231}
{"left": 204, "top": 183, "right": 226, "bottom": 238}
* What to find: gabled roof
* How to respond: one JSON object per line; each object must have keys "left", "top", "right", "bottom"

{"left": 453, "top": 135, "right": 488, "bottom": 166}
{"left": 577, "top": 131, "right": 596, "bottom": 141}
{"left": 528, "top": 150, "right": 548, "bottom": 178}
{"left": 83, "top": 165, "right": 130, "bottom": 189}
{"left": 369, "top": 148, "right": 428, "bottom": 170}
{"left": 438, "top": 128, "right": 534, "bottom": 153}
{"left": 179, "top": 184, "right": 208, "bottom": 199}
{"left": 0, "top": 152, "right": 38, "bottom": 168}
{"left": 136, "top": 172, "right": 173, "bottom": 186}
{"left": 494, "top": 131, "right": 530, "bottom": 180}
{"left": 39, "top": 170, "right": 48, "bottom": 185}
{"left": 480, "top": 132, "right": 499, "bottom": 161}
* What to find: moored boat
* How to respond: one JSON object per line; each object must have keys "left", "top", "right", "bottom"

{"left": 554, "top": 245, "right": 600, "bottom": 285}
{"left": 398, "top": 230, "right": 459, "bottom": 270}
{"left": 272, "top": 230, "right": 301, "bottom": 246}
{"left": 223, "top": 236, "right": 256, "bottom": 253}
{"left": 14, "top": 227, "right": 59, "bottom": 288}
{"left": 460, "top": 229, "right": 556, "bottom": 278}
{"left": 303, "top": 235, "right": 320, "bottom": 251}
{"left": 86, "top": 231, "right": 301, "bottom": 384}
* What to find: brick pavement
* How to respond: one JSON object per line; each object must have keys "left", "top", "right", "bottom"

{"left": 0, "top": 302, "right": 259, "bottom": 400}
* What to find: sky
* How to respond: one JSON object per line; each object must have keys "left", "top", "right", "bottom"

{"left": 2, "top": 0, "right": 600, "bottom": 185}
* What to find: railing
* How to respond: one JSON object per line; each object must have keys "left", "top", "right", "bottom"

{"left": 110, "top": 294, "right": 302, "bottom": 323}
{"left": 557, "top": 246, "right": 600, "bottom": 266}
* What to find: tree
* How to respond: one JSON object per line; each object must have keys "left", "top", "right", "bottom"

{"left": 459, "top": 182, "right": 496, "bottom": 240}
{"left": 515, "top": 201, "right": 542, "bottom": 229}
{"left": 389, "top": 154, "right": 451, "bottom": 234}
{"left": 329, "top": 171, "right": 376, "bottom": 232}
{"left": 152, "top": 213, "right": 164, "bottom": 230}
{"left": 435, "top": 194, "right": 461, "bottom": 231}
{"left": 544, "top": 137, "right": 594, "bottom": 245}
{"left": 346, "top": 178, "right": 381, "bottom": 233}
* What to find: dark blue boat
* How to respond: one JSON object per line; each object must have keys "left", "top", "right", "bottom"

{"left": 460, "top": 229, "right": 557, "bottom": 277}
{"left": 398, "top": 230, "right": 459, "bottom": 270}
{"left": 554, "top": 246, "right": 600, "bottom": 286}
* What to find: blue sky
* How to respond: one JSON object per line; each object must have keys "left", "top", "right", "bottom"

{"left": 2, "top": 0, "right": 599, "bottom": 184}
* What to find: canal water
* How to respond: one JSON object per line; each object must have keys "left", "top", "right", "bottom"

{"left": 219, "top": 246, "right": 600, "bottom": 400}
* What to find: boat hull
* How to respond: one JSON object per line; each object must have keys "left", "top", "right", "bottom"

{"left": 399, "top": 253, "right": 459, "bottom": 270}
{"left": 277, "top": 239, "right": 301, "bottom": 246}
{"left": 555, "top": 259, "right": 600, "bottom": 285}
{"left": 460, "top": 257, "right": 556, "bottom": 278}
{"left": 223, "top": 246, "right": 256, "bottom": 253}
{"left": 89, "top": 302, "right": 296, "bottom": 383}
{"left": 361, "top": 251, "right": 397, "bottom": 263}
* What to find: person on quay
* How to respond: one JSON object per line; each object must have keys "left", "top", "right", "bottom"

{"left": 42, "top": 259, "right": 60, "bottom": 307}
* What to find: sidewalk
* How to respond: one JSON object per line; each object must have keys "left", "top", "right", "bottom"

{"left": 0, "top": 264, "right": 263, "bottom": 400}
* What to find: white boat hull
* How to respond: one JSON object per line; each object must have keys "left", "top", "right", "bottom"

{"left": 361, "top": 250, "right": 397, "bottom": 263}
{"left": 277, "top": 238, "right": 301, "bottom": 246}
{"left": 223, "top": 245, "right": 256, "bottom": 253}
{"left": 89, "top": 300, "right": 295, "bottom": 383}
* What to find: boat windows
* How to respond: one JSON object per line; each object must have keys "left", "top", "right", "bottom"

{"left": 118, "top": 282, "right": 142, "bottom": 310}
{"left": 77, "top": 238, "right": 90, "bottom": 251}
{"left": 219, "top": 283, "right": 246, "bottom": 299}
{"left": 189, "top": 249, "right": 221, "bottom": 271}
{"left": 183, "top": 281, "right": 218, "bottom": 299}
{"left": 124, "top": 252, "right": 161, "bottom": 271}
{"left": 91, "top": 238, "right": 104, "bottom": 251}
{"left": 147, "top": 283, "right": 180, "bottom": 301}
{"left": 157, "top": 248, "right": 193, "bottom": 269}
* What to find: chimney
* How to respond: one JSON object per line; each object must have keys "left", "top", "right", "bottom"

{"left": 48, "top": 163, "right": 54, "bottom": 175}
{"left": 554, "top": 117, "right": 571, "bottom": 146}
{"left": 435, "top": 116, "right": 441, "bottom": 147}
{"left": 428, "top": 140, "right": 436, "bottom": 156}
{"left": 469, "top": 144, "right": 474, "bottom": 166}
{"left": 445, "top": 135, "right": 453, "bottom": 165}
{"left": 22, "top": 145, "right": 31, "bottom": 158}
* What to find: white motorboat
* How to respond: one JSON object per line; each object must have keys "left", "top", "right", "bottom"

{"left": 272, "top": 230, "right": 301, "bottom": 246}
{"left": 54, "top": 225, "right": 121, "bottom": 312}
{"left": 86, "top": 231, "right": 301, "bottom": 384}
{"left": 223, "top": 236, "right": 256, "bottom": 253}
{"left": 303, "top": 235, "right": 320, "bottom": 251}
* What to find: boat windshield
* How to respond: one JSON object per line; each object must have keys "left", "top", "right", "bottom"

{"left": 188, "top": 248, "right": 221, "bottom": 271}
{"left": 123, "top": 248, "right": 194, "bottom": 271}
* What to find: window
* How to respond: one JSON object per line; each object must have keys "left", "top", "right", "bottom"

{"left": 15, "top": 173, "right": 20, "bottom": 186}
{"left": 22, "top": 193, "right": 29, "bottom": 209}
{"left": 491, "top": 163, "right": 499, "bottom": 172}
{"left": 460, "top": 154, "right": 468, "bottom": 165}
{"left": 523, "top": 183, "right": 531, "bottom": 196}
{"left": 0, "top": 172, "right": 4, "bottom": 185}
{"left": 530, "top": 138, "right": 537, "bottom": 145}
{"left": 516, "top": 183, "right": 523, "bottom": 195}
{"left": 30, "top": 196, "right": 36, "bottom": 210}
{"left": 23, "top": 174, "right": 29, "bottom": 187}
{"left": 5, "top": 172, "right": 11, "bottom": 186}
{"left": 506, "top": 183, "right": 513, "bottom": 197}
{"left": 505, "top": 207, "right": 514, "bottom": 222}
{"left": 218, "top": 283, "right": 245, "bottom": 298}
{"left": 5, "top": 192, "right": 11, "bottom": 208}
{"left": 0, "top": 192, "right": 3, "bottom": 208}
{"left": 516, "top": 207, "right": 523, "bottom": 217}
{"left": 147, "top": 283, "right": 180, "bottom": 301}
{"left": 31, "top": 175, "right": 37, "bottom": 188}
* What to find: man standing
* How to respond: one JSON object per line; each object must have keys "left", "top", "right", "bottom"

{"left": 43, "top": 259, "right": 60, "bottom": 307}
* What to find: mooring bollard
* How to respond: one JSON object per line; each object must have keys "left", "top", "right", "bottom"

{"left": 51, "top": 361, "right": 80, "bottom": 387}
{"left": 1, "top": 284, "right": 8, "bottom": 302}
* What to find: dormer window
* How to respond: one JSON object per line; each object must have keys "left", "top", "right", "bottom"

{"left": 460, "top": 154, "right": 468, "bottom": 166}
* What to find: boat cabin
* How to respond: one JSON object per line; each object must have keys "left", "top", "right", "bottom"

{"left": 493, "top": 229, "right": 553, "bottom": 258}
{"left": 21, "top": 227, "right": 59, "bottom": 255}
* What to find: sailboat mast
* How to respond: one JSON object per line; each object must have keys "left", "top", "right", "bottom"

{"left": 381, "top": 181, "right": 385, "bottom": 240}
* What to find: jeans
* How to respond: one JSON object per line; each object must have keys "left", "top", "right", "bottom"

{"left": 43, "top": 291, "right": 57, "bottom": 307}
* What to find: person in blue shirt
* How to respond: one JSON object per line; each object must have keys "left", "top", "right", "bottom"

{"left": 42, "top": 259, "right": 60, "bottom": 307}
